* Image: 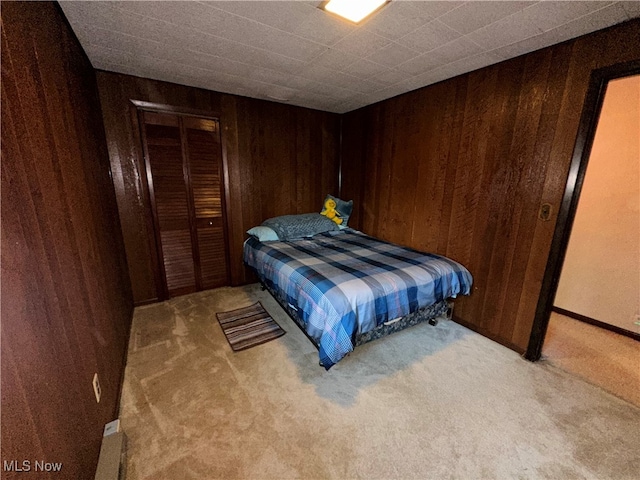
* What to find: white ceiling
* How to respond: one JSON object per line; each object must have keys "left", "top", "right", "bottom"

{"left": 59, "top": 1, "right": 640, "bottom": 113}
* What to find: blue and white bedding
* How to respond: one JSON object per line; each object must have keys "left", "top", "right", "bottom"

{"left": 243, "top": 229, "right": 473, "bottom": 369}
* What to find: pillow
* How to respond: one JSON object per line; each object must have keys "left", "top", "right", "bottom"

{"left": 320, "top": 194, "right": 353, "bottom": 227}
{"left": 246, "top": 226, "right": 280, "bottom": 242}
{"left": 262, "top": 213, "right": 338, "bottom": 241}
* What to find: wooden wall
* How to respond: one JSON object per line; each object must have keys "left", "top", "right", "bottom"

{"left": 1, "top": 3, "right": 133, "bottom": 479}
{"left": 341, "top": 19, "right": 640, "bottom": 354}
{"left": 97, "top": 72, "right": 340, "bottom": 304}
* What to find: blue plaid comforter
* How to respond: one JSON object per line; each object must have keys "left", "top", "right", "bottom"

{"left": 243, "top": 229, "right": 473, "bottom": 369}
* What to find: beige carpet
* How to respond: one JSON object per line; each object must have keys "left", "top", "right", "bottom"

{"left": 542, "top": 312, "right": 640, "bottom": 407}
{"left": 120, "top": 285, "right": 640, "bottom": 480}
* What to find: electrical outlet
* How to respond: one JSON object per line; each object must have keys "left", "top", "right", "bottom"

{"left": 92, "top": 373, "right": 101, "bottom": 403}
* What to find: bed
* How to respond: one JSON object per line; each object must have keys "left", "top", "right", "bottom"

{"left": 243, "top": 222, "right": 473, "bottom": 369}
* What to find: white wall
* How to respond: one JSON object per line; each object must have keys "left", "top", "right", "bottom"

{"left": 554, "top": 75, "right": 640, "bottom": 332}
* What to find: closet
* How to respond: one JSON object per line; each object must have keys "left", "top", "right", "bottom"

{"left": 139, "top": 110, "right": 229, "bottom": 298}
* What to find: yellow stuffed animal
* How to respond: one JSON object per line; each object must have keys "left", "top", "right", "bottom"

{"left": 321, "top": 198, "right": 343, "bottom": 225}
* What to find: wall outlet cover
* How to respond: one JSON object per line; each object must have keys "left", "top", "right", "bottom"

{"left": 103, "top": 419, "right": 120, "bottom": 437}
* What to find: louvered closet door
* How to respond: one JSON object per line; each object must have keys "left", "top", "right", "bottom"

{"left": 141, "top": 111, "right": 229, "bottom": 299}
{"left": 142, "top": 112, "right": 196, "bottom": 297}
{"left": 183, "top": 117, "right": 229, "bottom": 290}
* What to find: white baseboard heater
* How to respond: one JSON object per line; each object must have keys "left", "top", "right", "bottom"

{"left": 94, "top": 420, "right": 126, "bottom": 480}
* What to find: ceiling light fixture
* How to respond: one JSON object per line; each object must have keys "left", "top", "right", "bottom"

{"left": 321, "top": 0, "right": 389, "bottom": 24}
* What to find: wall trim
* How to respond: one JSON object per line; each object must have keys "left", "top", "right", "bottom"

{"left": 453, "top": 316, "right": 525, "bottom": 355}
{"left": 130, "top": 99, "right": 221, "bottom": 119}
{"left": 551, "top": 307, "right": 640, "bottom": 342}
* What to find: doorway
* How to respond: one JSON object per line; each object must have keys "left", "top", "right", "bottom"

{"left": 552, "top": 74, "right": 639, "bottom": 337}
{"left": 541, "top": 73, "right": 640, "bottom": 405}
{"left": 525, "top": 61, "right": 640, "bottom": 404}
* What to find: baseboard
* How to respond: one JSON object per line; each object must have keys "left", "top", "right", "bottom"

{"left": 451, "top": 315, "right": 525, "bottom": 355}
{"left": 134, "top": 298, "right": 159, "bottom": 307}
{"left": 552, "top": 307, "right": 640, "bottom": 342}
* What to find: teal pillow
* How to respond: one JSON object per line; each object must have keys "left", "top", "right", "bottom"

{"left": 246, "top": 226, "right": 280, "bottom": 242}
{"left": 320, "top": 195, "right": 353, "bottom": 227}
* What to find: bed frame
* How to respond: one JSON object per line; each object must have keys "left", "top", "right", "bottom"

{"left": 255, "top": 269, "right": 452, "bottom": 359}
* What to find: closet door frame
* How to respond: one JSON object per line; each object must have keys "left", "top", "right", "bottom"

{"left": 132, "top": 100, "right": 231, "bottom": 300}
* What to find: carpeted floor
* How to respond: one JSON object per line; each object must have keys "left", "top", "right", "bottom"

{"left": 542, "top": 311, "right": 640, "bottom": 407}
{"left": 119, "top": 285, "right": 640, "bottom": 480}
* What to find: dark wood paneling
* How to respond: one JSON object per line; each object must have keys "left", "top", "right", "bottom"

{"left": 97, "top": 73, "right": 341, "bottom": 301}
{"left": 207, "top": 96, "right": 341, "bottom": 286}
{"left": 341, "top": 19, "right": 640, "bottom": 354}
{"left": 1, "top": 3, "right": 133, "bottom": 479}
